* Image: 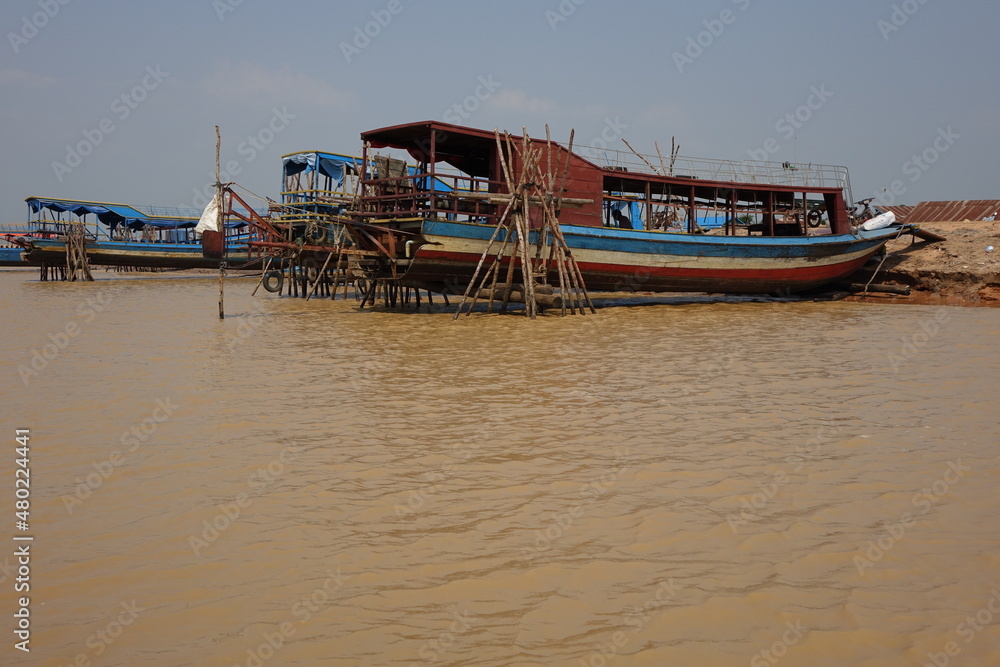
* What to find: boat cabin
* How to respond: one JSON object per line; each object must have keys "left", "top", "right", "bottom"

{"left": 359, "top": 121, "right": 853, "bottom": 236}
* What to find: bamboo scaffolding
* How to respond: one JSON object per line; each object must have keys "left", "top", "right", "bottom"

{"left": 454, "top": 127, "right": 594, "bottom": 319}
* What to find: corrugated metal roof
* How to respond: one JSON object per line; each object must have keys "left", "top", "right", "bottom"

{"left": 877, "top": 205, "right": 915, "bottom": 223}
{"left": 907, "top": 200, "right": 1000, "bottom": 223}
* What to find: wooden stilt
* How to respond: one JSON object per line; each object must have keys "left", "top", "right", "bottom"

{"left": 250, "top": 258, "right": 272, "bottom": 298}
{"left": 306, "top": 252, "right": 334, "bottom": 301}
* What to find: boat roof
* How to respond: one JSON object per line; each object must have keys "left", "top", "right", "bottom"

{"left": 24, "top": 196, "right": 250, "bottom": 229}
{"left": 361, "top": 120, "right": 850, "bottom": 195}
{"left": 27, "top": 197, "right": 199, "bottom": 228}
{"left": 281, "top": 151, "right": 363, "bottom": 180}
{"left": 363, "top": 121, "right": 516, "bottom": 178}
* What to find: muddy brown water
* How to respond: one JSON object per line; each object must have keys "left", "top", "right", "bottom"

{"left": 1, "top": 270, "right": 998, "bottom": 666}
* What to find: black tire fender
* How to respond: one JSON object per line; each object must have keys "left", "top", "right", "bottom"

{"left": 262, "top": 270, "right": 283, "bottom": 293}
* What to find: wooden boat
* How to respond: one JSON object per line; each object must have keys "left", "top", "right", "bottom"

{"left": 400, "top": 218, "right": 901, "bottom": 294}
{"left": 14, "top": 197, "right": 262, "bottom": 270}
{"left": 20, "top": 237, "right": 252, "bottom": 270}
{"left": 338, "top": 121, "right": 909, "bottom": 295}
{"left": 0, "top": 236, "right": 28, "bottom": 266}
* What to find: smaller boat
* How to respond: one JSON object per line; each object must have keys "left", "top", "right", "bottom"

{"left": 0, "top": 236, "right": 27, "bottom": 266}
{"left": 12, "top": 197, "right": 263, "bottom": 271}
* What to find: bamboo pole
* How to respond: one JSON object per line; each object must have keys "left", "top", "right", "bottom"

{"left": 525, "top": 146, "right": 581, "bottom": 313}
{"left": 215, "top": 126, "right": 224, "bottom": 319}
{"left": 329, "top": 235, "right": 346, "bottom": 301}
{"left": 555, "top": 129, "right": 575, "bottom": 211}
{"left": 655, "top": 141, "right": 668, "bottom": 176}
{"left": 251, "top": 256, "right": 273, "bottom": 297}
{"left": 453, "top": 125, "right": 594, "bottom": 318}
{"left": 305, "top": 251, "right": 334, "bottom": 301}
{"left": 518, "top": 130, "right": 539, "bottom": 319}
{"left": 453, "top": 129, "right": 521, "bottom": 318}
{"left": 622, "top": 138, "right": 660, "bottom": 175}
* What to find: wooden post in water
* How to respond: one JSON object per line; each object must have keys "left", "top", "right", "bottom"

{"left": 66, "top": 221, "right": 94, "bottom": 282}
{"left": 218, "top": 261, "right": 226, "bottom": 319}
{"left": 215, "top": 126, "right": 225, "bottom": 319}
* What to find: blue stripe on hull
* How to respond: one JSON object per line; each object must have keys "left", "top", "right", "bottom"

{"left": 24, "top": 239, "right": 250, "bottom": 269}
{"left": 420, "top": 219, "right": 894, "bottom": 261}
{"left": 408, "top": 220, "right": 897, "bottom": 294}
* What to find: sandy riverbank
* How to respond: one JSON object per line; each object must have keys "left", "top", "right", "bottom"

{"left": 846, "top": 220, "right": 1000, "bottom": 307}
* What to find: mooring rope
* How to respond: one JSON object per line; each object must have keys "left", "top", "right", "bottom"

{"left": 862, "top": 225, "right": 908, "bottom": 295}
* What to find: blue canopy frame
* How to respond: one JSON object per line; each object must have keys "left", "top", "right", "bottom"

{"left": 26, "top": 197, "right": 245, "bottom": 230}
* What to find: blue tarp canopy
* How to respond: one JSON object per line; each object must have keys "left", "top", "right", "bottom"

{"left": 606, "top": 199, "right": 645, "bottom": 230}
{"left": 283, "top": 152, "right": 361, "bottom": 189}
{"left": 282, "top": 151, "right": 455, "bottom": 192}
{"left": 25, "top": 197, "right": 244, "bottom": 229}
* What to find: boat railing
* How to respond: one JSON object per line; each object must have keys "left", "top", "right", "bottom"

{"left": 282, "top": 167, "right": 360, "bottom": 203}
{"left": 360, "top": 172, "right": 502, "bottom": 224}
{"left": 572, "top": 145, "right": 851, "bottom": 192}
{"left": 0, "top": 224, "right": 34, "bottom": 235}
{"left": 133, "top": 204, "right": 203, "bottom": 218}
{"left": 27, "top": 219, "right": 102, "bottom": 241}
{"left": 280, "top": 189, "right": 356, "bottom": 212}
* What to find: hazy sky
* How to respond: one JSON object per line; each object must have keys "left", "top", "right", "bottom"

{"left": 1, "top": 0, "right": 996, "bottom": 224}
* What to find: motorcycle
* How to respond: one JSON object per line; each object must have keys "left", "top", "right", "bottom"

{"left": 852, "top": 198, "right": 896, "bottom": 231}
